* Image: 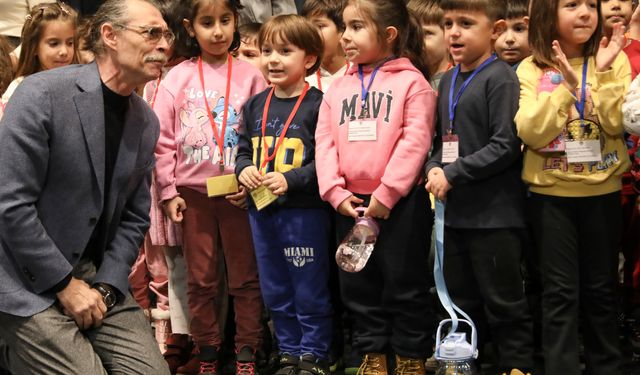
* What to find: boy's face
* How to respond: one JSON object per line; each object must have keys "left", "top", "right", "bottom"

{"left": 601, "top": 0, "right": 632, "bottom": 33}
{"left": 494, "top": 17, "right": 530, "bottom": 65}
{"left": 261, "top": 37, "right": 316, "bottom": 91}
{"left": 308, "top": 13, "right": 343, "bottom": 65}
{"left": 422, "top": 23, "right": 448, "bottom": 72}
{"left": 237, "top": 38, "right": 262, "bottom": 70}
{"left": 443, "top": 9, "right": 500, "bottom": 71}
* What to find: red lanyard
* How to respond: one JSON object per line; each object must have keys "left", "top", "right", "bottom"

{"left": 149, "top": 77, "right": 161, "bottom": 109}
{"left": 259, "top": 82, "right": 309, "bottom": 172}
{"left": 315, "top": 62, "right": 350, "bottom": 92}
{"left": 198, "top": 54, "right": 233, "bottom": 170}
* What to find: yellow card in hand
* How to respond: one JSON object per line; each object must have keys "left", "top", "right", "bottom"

{"left": 206, "top": 174, "right": 239, "bottom": 197}
{"left": 250, "top": 185, "right": 278, "bottom": 210}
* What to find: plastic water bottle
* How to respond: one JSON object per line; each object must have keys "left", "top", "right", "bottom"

{"left": 335, "top": 207, "right": 380, "bottom": 272}
{"left": 434, "top": 319, "right": 478, "bottom": 375}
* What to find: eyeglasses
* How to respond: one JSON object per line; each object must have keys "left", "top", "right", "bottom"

{"left": 114, "top": 24, "right": 175, "bottom": 45}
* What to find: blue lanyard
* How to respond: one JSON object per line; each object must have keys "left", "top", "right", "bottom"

{"left": 448, "top": 54, "right": 497, "bottom": 133}
{"left": 358, "top": 56, "right": 394, "bottom": 114}
{"left": 575, "top": 57, "right": 589, "bottom": 123}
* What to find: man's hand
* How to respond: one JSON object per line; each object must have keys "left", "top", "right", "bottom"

{"left": 162, "top": 196, "right": 187, "bottom": 223}
{"left": 337, "top": 195, "right": 365, "bottom": 218}
{"left": 56, "top": 277, "right": 107, "bottom": 330}
{"left": 262, "top": 172, "right": 288, "bottom": 195}
{"left": 238, "top": 166, "right": 263, "bottom": 190}
{"left": 364, "top": 196, "right": 390, "bottom": 220}
{"left": 426, "top": 167, "right": 452, "bottom": 200}
{"left": 226, "top": 185, "right": 248, "bottom": 209}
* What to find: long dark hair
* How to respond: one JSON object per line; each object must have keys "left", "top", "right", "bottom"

{"left": 174, "top": 0, "right": 243, "bottom": 59}
{"left": 347, "top": 0, "right": 429, "bottom": 79}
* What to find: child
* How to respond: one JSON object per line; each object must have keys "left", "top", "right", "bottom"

{"left": 407, "top": 0, "right": 451, "bottom": 89}
{"left": 515, "top": 0, "right": 631, "bottom": 372}
{"left": 494, "top": 0, "right": 531, "bottom": 68}
{"left": 0, "top": 2, "right": 78, "bottom": 118}
{"left": 234, "top": 22, "right": 262, "bottom": 70}
{"left": 603, "top": 0, "right": 640, "bottom": 76}
{"left": 315, "top": 0, "right": 436, "bottom": 373}
{"left": 424, "top": 0, "right": 534, "bottom": 373}
{"left": 301, "top": 0, "right": 349, "bottom": 92}
{"left": 153, "top": 0, "right": 266, "bottom": 373}
{"left": 0, "top": 36, "right": 13, "bottom": 97}
{"left": 236, "top": 14, "right": 331, "bottom": 375}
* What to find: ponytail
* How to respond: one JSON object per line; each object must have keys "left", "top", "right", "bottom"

{"left": 400, "top": 13, "right": 429, "bottom": 80}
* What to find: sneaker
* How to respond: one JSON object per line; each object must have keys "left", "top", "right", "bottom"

{"left": 298, "top": 353, "right": 330, "bottom": 375}
{"left": 236, "top": 346, "right": 257, "bottom": 375}
{"left": 176, "top": 354, "right": 201, "bottom": 375}
{"left": 275, "top": 353, "right": 300, "bottom": 375}
{"left": 501, "top": 370, "right": 530, "bottom": 375}
{"left": 394, "top": 355, "right": 425, "bottom": 375}
{"left": 424, "top": 353, "right": 438, "bottom": 373}
{"left": 356, "top": 353, "right": 388, "bottom": 375}
{"left": 198, "top": 360, "right": 218, "bottom": 375}
{"left": 165, "top": 334, "right": 192, "bottom": 373}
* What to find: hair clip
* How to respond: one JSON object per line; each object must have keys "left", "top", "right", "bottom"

{"left": 58, "top": 2, "right": 71, "bottom": 15}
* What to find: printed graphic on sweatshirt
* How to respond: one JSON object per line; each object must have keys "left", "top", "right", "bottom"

{"left": 338, "top": 90, "right": 394, "bottom": 126}
{"left": 178, "top": 91, "right": 243, "bottom": 167}
{"left": 284, "top": 246, "right": 315, "bottom": 268}
{"left": 537, "top": 70, "right": 620, "bottom": 174}
{"left": 249, "top": 116, "right": 306, "bottom": 173}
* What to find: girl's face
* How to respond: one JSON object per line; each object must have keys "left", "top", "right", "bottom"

{"left": 556, "top": 0, "right": 598, "bottom": 56}
{"left": 340, "top": 5, "right": 389, "bottom": 65}
{"left": 37, "top": 20, "right": 75, "bottom": 71}
{"left": 186, "top": 0, "right": 236, "bottom": 64}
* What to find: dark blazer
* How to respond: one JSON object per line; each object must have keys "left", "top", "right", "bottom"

{"left": 0, "top": 62, "right": 159, "bottom": 317}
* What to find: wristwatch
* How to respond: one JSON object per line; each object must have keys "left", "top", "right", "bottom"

{"left": 94, "top": 283, "right": 117, "bottom": 311}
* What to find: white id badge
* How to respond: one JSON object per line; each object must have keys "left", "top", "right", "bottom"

{"left": 565, "top": 140, "right": 602, "bottom": 163}
{"left": 442, "top": 134, "right": 459, "bottom": 164}
{"left": 348, "top": 120, "right": 377, "bottom": 141}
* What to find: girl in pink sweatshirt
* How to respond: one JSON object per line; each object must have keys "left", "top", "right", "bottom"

{"left": 153, "top": 0, "right": 266, "bottom": 373}
{"left": 315, "top": 0, "right": 436, "bottom": 370}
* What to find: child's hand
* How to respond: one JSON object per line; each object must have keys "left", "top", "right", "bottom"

{"left": 426, "top": 167, "right": 452, "bottom": 200}
{"left": 162, "top": 196, "right": 187, "bottom": 223}
{"left": 337, "top": 195, "right": 365, "bottom": 218}
{"left": 596, "top": 23, "right": 625, "bottom": 72}
{"left": 238, "top": 166, "right": 263, "bottom": 190}
{"left": 551, "top": 40, "right": 579, "bottom": 92}
{"left": 225, "top": 185, "right": 248, "bottom": 210}
{"left": 364, "top": 196, "right": 390, "bottom": 220}
{"left": 262, "top": 172, "right": 288, "bottom": 195}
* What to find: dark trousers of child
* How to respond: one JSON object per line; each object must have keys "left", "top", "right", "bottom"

{"left": 335, "top": 186, "right": 434, "bottom": 359}
{"left": 178, "top": 187, "right": 263, "bottom": 352}
{"left": 528, "top": 192, "right": 622, "bottom": 375}
{"left": 249, "top": 206, "right": 333, "bottom": 360}
{"left": 443, "top": 226, "right": 534, "bottom": 371}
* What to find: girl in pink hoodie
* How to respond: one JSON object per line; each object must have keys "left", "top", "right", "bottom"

{"left": 315, "top": 0, "right": 437, "bottom": 371}
{"left": 153, "top": 0, "right": 266, "bottom": 373}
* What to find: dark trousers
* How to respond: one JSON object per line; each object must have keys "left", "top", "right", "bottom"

{"left": 443, "top": 226, "right": 534, "bottom": 371}
{"left": 528, "top": 192, "right": 622, "bottom": 375}
{"left": 249, "top": 207, "right": 333, "bottom": 360}
{"left": 335, "top": 186, "right": 434, "bottom": 359}
{"left": 178, "top": 187, "right": 262, "bottom": 351}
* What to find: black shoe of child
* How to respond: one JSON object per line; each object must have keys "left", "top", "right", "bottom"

{"left": 275, "top": 353, "right": 299, "bottom": 375}
{"left": 297, "top": 354, "right": 330, "bottom": 375}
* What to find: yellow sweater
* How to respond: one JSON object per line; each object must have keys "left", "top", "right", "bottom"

{"left": 515, "top": 54, "right": 631, "bottom": 197}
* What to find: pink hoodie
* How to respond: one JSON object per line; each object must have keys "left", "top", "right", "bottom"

{"left": 315, "top": 57, "right": 436, "bottom": 210}
{"left": 154, "top": 58, "right": 267, "bottom": 201}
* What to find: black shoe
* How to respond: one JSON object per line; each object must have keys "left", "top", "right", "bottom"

{"left": 297, "top": 354, "right": 330, "bottom": 375}
{"left": 275, "top": 353, "right": 299, "bottom": 375}
{"left": 236, "top": 346, "right": 256, "bottom": 375}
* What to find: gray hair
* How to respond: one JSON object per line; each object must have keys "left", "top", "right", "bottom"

{"left": 85, "top": 0, "right": 160, "bottom": 56}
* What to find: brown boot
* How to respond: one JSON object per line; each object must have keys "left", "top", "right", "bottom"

{"left": 357, "top": 353, "right": 388, "bottom": 375}
{"left": 394, "top": 355, "right": 426, "bottom": 375}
